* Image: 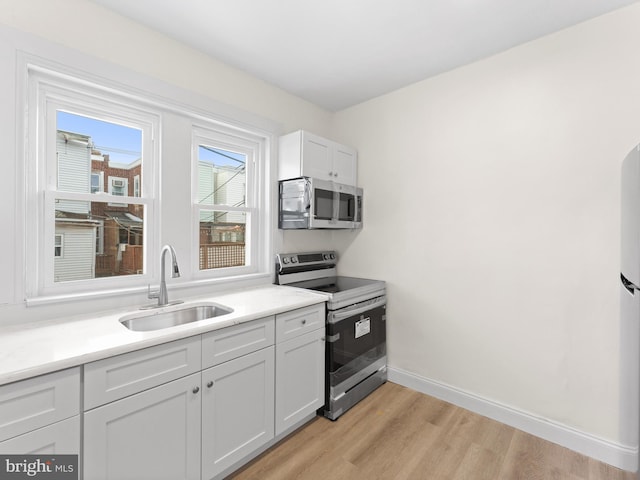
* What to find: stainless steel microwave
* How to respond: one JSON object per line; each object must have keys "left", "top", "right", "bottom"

{"left": 279, "top": 177, "right": 362, "bottom": 229}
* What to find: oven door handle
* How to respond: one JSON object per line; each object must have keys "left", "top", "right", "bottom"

{"left": 328, "top": 296, "right": 386, "bottom": 324}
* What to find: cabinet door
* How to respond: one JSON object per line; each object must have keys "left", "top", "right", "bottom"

{"left": 202, "top": 347, "right": 275, "bottom": 480}
{"left": 332, "top": 143, "right": 357, "bottom": 186}
{"left": 275, "top": 328, "right": 325, "bottom": 436}
{"left": 84, "top": 373, "right": 201, "bottom": 480}
{"left": 301, "top": 132, "right": 333, "bottom": 180}
{"left": 0, "top": 416, "right": 79, "bottom": 455}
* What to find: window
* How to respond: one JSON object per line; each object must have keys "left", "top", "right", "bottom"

{"left": 108, "top": 176, "right": 129, "bottom": 207}
{"left": 54, "top": 234, "right": 63, "bottom": 258}
{"left": 91, "top": 171, "right": 103, "bottom": 193}
{"left": 193, "top": 126, "right": 265, "bottom": 276}
{"left": 133, "top": 175, "right": 140, "bottom": 197}
{"left": 25, "top": 60, "right": 271, "bottom": 300}
{"left": 26, "top": 68, "right": 157, "bottom": 297}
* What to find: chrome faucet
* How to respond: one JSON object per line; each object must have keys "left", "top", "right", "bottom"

{"left": 144, "top": 245, "right": 183, "bottom": 308}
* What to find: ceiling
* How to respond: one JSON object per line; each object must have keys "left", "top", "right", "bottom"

{"left": 91, "top": 0, "right": 639, "bottom": 112}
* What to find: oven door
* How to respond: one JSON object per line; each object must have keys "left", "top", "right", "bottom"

{"left": 326, "top": 295, "right": 386, "bottom": 387}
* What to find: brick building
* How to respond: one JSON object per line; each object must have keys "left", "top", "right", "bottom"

{"left": 90, "top": 151, "right": 143, "bottom": 276}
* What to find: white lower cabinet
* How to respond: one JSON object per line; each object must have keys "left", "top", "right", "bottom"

{"left": 84, "top": 372, "right": 202, "bottom": 480}
{"left": 275, "top": 328, "right": 325, "bottom": 435}
{"left": 81, "top": 305, "right": 324, "bottom": 480}
{"left": 0, "top": 416, "right": 80, "bottom": 454}
{"left": 201, "top": 346, "right": 275, "bottom": 480}
{"left": 275, "top": 305, "right": 326, "bottom": 436}
{"left": 0, "top": 367, "right": 80, "bottom": 455}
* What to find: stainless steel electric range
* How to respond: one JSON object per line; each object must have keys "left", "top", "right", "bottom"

{"left": 275, "top": 251, "right": 387, "bottom": 420}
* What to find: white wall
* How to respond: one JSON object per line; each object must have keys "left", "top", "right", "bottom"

{"left": 0, "top": 0, "right": 331, "bottom": 137}
{"left": 332, "top": 3, "right": 640, "bottom": 465}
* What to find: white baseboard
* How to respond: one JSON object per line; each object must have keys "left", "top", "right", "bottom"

{"left": 387, "top": 366, "right": 638, "bottom": 473}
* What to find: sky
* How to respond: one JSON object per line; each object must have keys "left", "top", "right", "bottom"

{"left": 57, "top": 110, "right": 245, "bottom": 167}
{"left": 57, "top": 111, "right": 141, "bottom": 165}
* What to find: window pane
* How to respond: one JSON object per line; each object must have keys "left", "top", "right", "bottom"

{"left": 56, "top": 111, "right": 142, "bottom": 195}
{"left": 199, "top": 211, "right": 246, "bottom": 270}
{"left": 91, "top": 173, "right": 101, "bottom": 193}
{"left": 54, "top": 201, "right": 144, "bottom": 282}
{"left": 54, "top": 234, "right": 63, "bottom": 258}
{"left": 198, "top": 146, "right": 246, "bottom": 208}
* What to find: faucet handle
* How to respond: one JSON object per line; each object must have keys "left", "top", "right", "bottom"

{"left": 147, "top": 284, "right": 160, "bottom": 300}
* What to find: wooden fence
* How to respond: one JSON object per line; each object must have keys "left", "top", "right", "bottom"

{"left": 199, "top": 243, "right": 245, "bottom": 270}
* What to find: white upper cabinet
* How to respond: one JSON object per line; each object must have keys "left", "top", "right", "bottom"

{"left": 278, "top": 130, "right": 357, "bottom": 185}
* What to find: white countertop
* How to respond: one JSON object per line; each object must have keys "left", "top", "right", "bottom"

{"left": 0, "top": 285, "right": 328, "bottom": 387}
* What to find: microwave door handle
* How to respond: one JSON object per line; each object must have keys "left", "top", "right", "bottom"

{"left": 328, "top": 296, "right": 387, "bottom": 324}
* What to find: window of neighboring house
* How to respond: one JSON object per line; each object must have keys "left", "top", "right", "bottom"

{"left": 26, "top": 67, "right": 157, "bottom": 297}
{"left": 193, "top": 126, "right": 265, "bottom": 276}
{"left": 133, "top": 175, "right": 140, "bottom": 197}
{"left": 108, "top": 177, "right": 129, "bottom": 206}
{"left": 91, "top": 171, "right": 103, "bottom": 193}
{"left": 95, "top": 222, "right": 104, "bottom": 255}
{"left": 54, "top": 234, "right": 63, "bottom": 258}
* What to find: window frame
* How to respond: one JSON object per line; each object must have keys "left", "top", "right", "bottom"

{"left": 191, "top": 124, "right": 267, "bottom": 278}
{"left": 21, "top": 56, "right": 275, "bottom": 304}
{"left": 26, "top": 66, "right": 159, "bottom": 298}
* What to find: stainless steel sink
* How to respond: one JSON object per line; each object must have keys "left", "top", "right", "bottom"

{"left": 120, "top": 303, "right": 233, "bottom": 332}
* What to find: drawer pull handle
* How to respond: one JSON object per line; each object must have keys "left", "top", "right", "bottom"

{"left": 207, "top": 381, "right": 214, "bottom": 388}
{"left": 192, "top": 386, "right": 200, "bottom": 394}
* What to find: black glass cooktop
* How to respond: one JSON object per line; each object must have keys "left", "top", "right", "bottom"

{"left": 288, "top": 276, "right": 382, "bottom": 294}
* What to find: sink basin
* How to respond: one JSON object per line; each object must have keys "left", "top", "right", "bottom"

{"left": 120, "top": 303, "right": 233, "bottom": 332}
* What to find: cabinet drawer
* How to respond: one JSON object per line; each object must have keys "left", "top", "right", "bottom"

{"left": 0, "top": 416, "right": 80, "bottom": 454}
{"left": 276, "top": 304, "right": 325, "bottom": 343}
{"left": 0, "top": 367, "right": 80, "bottom": 442}
{"left": 84, "top": 336, "right": 201, "bottom": 410}
{"left": 202, "top": 316, "right": 274, "bottom": 368}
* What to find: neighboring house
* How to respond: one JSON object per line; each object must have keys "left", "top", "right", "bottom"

{"left": 55, "top": 131, "right": 98, "bottom": 282}
{"left": 58, "top": 137, "right": 245, "bottom": 279}
{"left": 56, "top": 130, "right": 143, "bottom": 280}
{"left": 91, "top": 152, "right": 143, "bottom": 276}
{"left": 54, "top": 211, "right": 100, "bottom": 282}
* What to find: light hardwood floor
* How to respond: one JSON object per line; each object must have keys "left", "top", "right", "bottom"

{"left": 230, "top": 382, "right": 635, "bottom": 480}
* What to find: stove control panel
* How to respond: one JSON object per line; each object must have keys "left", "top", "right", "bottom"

{"left": 276, "top": 251, "right": 337, "bottom": 271}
